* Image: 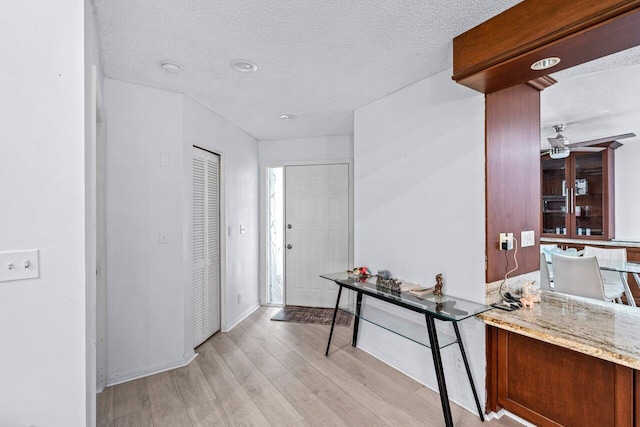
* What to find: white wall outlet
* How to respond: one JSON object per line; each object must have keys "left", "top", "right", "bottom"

{"left": 159, "top": 152, "right": 170, "bottom": 167}
{"left": 456, "top": 355, "right": 463, "bottom": 370}
{"left": 0, "top": 250, "right": 39, "bottom": 282}
{"left": 499, "top": 233, "right": 514, "bottom": 251}
{"left": 237, "top": 293, "right": 242, "bottom": 304}
{"left": 521, "top": 230, "right": 535, "bottom": 248}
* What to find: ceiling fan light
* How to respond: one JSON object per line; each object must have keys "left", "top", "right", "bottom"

{"left": 549, "top": 146, "right": 570, "bottom": 159}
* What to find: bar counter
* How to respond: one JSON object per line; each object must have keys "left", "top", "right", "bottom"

{"left": 480, "top": 291, "right": 640, "bottom": 425}
{"left": 479, "top": 290, "right": 640, "bottom": 369}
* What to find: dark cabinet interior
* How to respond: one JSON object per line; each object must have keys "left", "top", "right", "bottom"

{"left": 541, "top": 146, "right": 615, "bottom": 240}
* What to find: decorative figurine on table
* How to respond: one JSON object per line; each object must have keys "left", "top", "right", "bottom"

{"left": 434, "top": 274, "right": 444, "bottom": 297}
{"left": 350, "top": 266, "right": 371, "bottom": 278}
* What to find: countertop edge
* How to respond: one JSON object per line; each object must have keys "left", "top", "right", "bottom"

{"left": 478, "top": 313, "right": 640, "bottom": 370}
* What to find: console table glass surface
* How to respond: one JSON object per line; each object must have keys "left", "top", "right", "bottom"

{"left": 320, "top": 272, "right": 491, "bottom": 321}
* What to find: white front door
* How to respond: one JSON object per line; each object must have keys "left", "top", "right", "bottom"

{"left": 193, "top": 147, "right": 221, "bottom": 347}
{"left": 285, "top": 164, "right": 350, "bottom": 308}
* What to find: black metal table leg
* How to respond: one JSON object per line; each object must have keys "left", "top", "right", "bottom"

{"left": 352, "top": 291, "right": 363, "bottom": 346}
{"left": 425, "top": 314, "right": 454, "bottom": 427}
{"left": 325, "top": 285, "right": 343, "bottom": 356}
{"left": 453, "top": 322, "right": 484, "bottom": 421}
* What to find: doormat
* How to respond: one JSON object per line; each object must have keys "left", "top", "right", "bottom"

{"left": 271, "top": 306, "right": 352, "bottom": 327}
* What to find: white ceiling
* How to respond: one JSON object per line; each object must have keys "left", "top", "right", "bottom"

{"left": 541, "top": 46, "right": 640, "bottom": 148}
{"left": 93, "top": 0, "right": 521, "bottom": 140}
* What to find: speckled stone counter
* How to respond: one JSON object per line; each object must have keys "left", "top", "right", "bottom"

{"left": 478, "top": 291, "right": 640, "bottom": 370}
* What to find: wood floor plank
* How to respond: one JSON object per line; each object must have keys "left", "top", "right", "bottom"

{"left": 270, "top": 373, "right": 349, "bottom": 427}
{"left": 196, "top": 341, "right": 271, "bottom": 427}
{"left": 146, "top": 370, "right": 192, "bottom": 427}
{"left": 97, "top": 386, "right": 115, "bottom": 426}
{"left": 278, "top": 350, "right": 386, "bottom": 427}
{"left": 113, "top": 378, "right": 149, "bottom": 419}
{"left": 174, "top": 358, "right": 217, "bottom": 409}
{"left": 114, "top": 407, "right": 153, "bottom": 427}
{"left": 227, "top": 324, "right": 293, "bottom": 381}
{"left": 98, "top": 306, "right": 524, "bottom": 427}
{"left": 219, "top": 349, "right": 304, "bottom": 426}
{"left": 187, "top": 399, "right": 230, "bottom": 427}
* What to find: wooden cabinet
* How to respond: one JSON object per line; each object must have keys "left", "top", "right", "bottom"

{"left": 486, "top": 327, "right": 637, "bottom": 426}
{"left": 541, "top": 146, "right": 615, "bottom": 240}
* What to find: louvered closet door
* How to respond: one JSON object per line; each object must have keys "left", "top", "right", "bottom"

{"left": 193, "top": 147, "right": 221, "bottom": 348}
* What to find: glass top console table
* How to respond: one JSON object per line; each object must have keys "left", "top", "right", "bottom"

{"left": 320, "top": 272, "right": 492, "bottom": 427}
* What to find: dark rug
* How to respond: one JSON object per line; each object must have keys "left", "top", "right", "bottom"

{"left": 271, "top": 306, "right": 352, "bottom": 327}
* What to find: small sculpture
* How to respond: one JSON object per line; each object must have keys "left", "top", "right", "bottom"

{"left": 520, "top": 294, "right": 536, "bottom": 309}
{"left": 434, "top": 274, "right": 444, "bottom": 296}
{"left": 350, "top": 267, "right": 371, "bottom": 278}
{"left": 521, "top": 281, "right": 541, "bottom": 303}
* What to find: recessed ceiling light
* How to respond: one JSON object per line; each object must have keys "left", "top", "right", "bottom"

{"left": 279, "top": 114, "right": 297, "bottom": 120}
{"left": 230, "top": 59, "right": 258, "bottom": 73}
{"left": 161, "top": 62, "right": 183, "bottom": 74}
{"left": 531, "top": 57, "right": 561, "bottom": 71}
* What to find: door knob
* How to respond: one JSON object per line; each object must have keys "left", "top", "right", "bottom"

{"left": 287, "top": 244, "right": 293, "bottom": 249}
{"left": 287, "top": 224, "right": 292, "bottom": 229}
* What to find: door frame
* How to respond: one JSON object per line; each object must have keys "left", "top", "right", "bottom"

{"left": 188, "top": 145, "right": 226, "bottom": 341}
{"left": 259, "top": 159, "right": 354, "bottom": 307}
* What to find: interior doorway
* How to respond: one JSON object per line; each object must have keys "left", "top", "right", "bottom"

{"left": 265, "top": 163, "right": 351, "bottom": 308}
{"left": 192, "top": 147, "right": 221, "bottom": 347}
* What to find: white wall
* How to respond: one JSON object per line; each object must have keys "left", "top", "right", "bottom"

{"left": 353, "top": 68, "right": 487, "bottom": 412}
{"left": 615, "top": 141, "right": 640, "bottom": 241}
{"left": 0, "top": 1, "right": 89, "bottom": 425}
{"left": 104, "top": 79, "right": 260, "bottom": 383}
{"left": 259, "top": 135, "right": 353, "bottom": 163}
{"left": 183, "top": 96, "right": 260, "bottom": 332}
{"left": 105, "top": 79, "right": 192, "bottom": 384}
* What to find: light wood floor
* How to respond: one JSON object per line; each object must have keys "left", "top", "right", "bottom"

{"left": 97, "top": 306, "right": 523, "bottom": 427}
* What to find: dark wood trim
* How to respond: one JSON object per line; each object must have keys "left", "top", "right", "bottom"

{"left": 526, "top": 76, "right": 557, "bottom": 92}
{"left": 615, "top": 364, "right": 634, "bottom": 425}
{"left": 485, "top": 84, "right": 541, "bottom": 282}
{"left": 453, "top": 0, "right": 640, "bottom": 80}
{"left": 485, "top": 325, "right": 499, "bottom": 413}
{"left": 453, "top": 2, "right": 640, "bottom": 93}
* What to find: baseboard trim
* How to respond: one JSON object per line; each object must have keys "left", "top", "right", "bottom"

{"left": 106, "top": 351, "right": 198, "bottom": 387}
{"left": 223, "top": 302, "right": 260, "bottom": 332}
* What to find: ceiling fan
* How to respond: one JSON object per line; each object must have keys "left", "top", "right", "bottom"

{"left": 542, "top": 124, "right": 636, "bottom": 159}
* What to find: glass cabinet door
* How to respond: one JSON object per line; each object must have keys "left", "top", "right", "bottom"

{"left": 541, "top": 157, "right": 568, "bottom": 236}
{"left": 573, "top": 151, "right": 604, "bottom": 237}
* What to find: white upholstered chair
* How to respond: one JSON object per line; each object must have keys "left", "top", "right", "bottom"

{"left": 583, "top": 246, "right": 628, "bottom": 304}
{"left": 552, "top": 254, "right": 620, "bottom": 302}
{"left": 540, "top": 252, "right": 552, "bottom": 291}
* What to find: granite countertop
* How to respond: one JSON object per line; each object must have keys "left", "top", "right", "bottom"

{"left": 540, "top": 237, "right": 640, "bottom": 248}
{"left": 478, "top": 291, "right": 640, "bottom": 369}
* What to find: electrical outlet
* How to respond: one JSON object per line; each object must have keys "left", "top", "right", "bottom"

{"left": 499, "top": 233, "right": 514, "bottom": 251}
{"left": 237, "top": 293, "right": 242, "bottom": 304}
{"left": 456, "top": 355, "right": 463, "bottom": 370}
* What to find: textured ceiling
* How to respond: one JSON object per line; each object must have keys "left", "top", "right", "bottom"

{"left": 93, "top": 0, "right": 520, "bottom": 140}
{"left": 541, "top": 46, "right": 640, "bottom": 147}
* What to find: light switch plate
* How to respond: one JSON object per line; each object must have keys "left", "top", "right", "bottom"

{"left": 0, "top": 250, "right": 39, "bottom": 282}
{"left": 521, "top": 230, "right": 535, "bottom": 247}
{"left": 159, "top": 230, "right": 170, "bottom": 244}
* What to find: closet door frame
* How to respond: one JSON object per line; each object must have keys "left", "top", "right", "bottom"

{"left": 191, "top": 145, "right": 225, "bottom": 347}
